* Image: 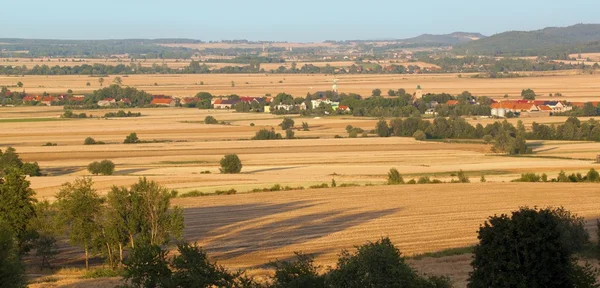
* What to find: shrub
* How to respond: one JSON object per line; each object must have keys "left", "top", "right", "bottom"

{"left": 513, "top": 173, "right": 542, "bottom": 182}
{"left": 219, "top": 154, "right": 242, "bottom": 174}
{"left": 42, "top": 142, "right": 57, "bottom": 146}
{"left": 252, "top": 128, "right": 282, "bottom": 140}
{"left": 302, "top": 122, "right": 309, "bottom": 131}
{"left": 413, "top": 130, "right": 426, "bottom": 141}
{"left": 346, "top": 125, "right": 354, "bottom": 132}
{"left": 250, "top": 123, "right": 255, "bottom": 126}
{"left": 268, "top": 253, "right": 325, "bottom": 288}
{"left": 417, "top": 176, "right": 432, "bottom": 184}
{"left": 280, "top": 117, "right": 295, "bottom": 130}
{"left": 387, "top": 168, "right": 404, "bottom": 185}
{"left": 21, "top": 162, "right": 41, "bottom": 176}
{"left": 328, "top": 238, "right": 451, "bottom": 288}
{"left": 456, "top": 170, "right": 470, "bottom": 183}
{"left": 482, "top": 135, "right": 493, "bottom": 144}
{"left": 349, "top": 130, "right": 358, "bottom": 138}
{"left": 83, "top": 268, "right": 124, "bottom": 279}
{"left": 586, "top": 168, "right": 600, "bottom": 182}
{"left": 480, "top": 175, "right": 486, "bottom": 183}
{"left": 285, "top": 129, "right": 295, "bottom": 139}
{"left": 334, "top": 135, "right": 343, "bottom": 138}
{"left": 469, "top": 207, "right": 596, "bottom": 287}
{"left": 375, "top": 120, "right": 390, "bottom": 137}
{"left": 204, "top": 116, "right": 218, "bottom": 124}
{"left": 124, "top": 133, "right": 139, "bottom": 144}
{"left": 84, "top": 137, "right": 97, "bottom": 145}
{"left": 309, "top": 183, "right": 329, "bottom": 189}
{"left": 87, "top": 160, "right": 115, "bottom": 175}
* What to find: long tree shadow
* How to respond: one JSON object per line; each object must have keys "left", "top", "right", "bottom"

{"left": 184, "top": 203, "right": 401, "bottom": 261}
{"left": 183, "top": 201, "right": 319, "bottom": 241}
{"left": 244, "top": 166, "right": 307, "bottom": 174}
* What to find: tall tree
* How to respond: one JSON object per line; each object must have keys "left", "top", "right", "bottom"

{"left": 0, "top": 223, "right": 27, "bottom": 288}
{"left": 55, "top": 177, "right": 103, "bottom": 269}
{"left": 0, "top": 169, "right": 37, "bottom": 254}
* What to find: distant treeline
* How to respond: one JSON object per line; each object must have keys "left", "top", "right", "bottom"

{"left": 374, "top": 116, "right": 600, "bottom": 154}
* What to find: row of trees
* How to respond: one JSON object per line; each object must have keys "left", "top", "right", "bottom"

{"left": 374, "top": 117, "right": 530, "bottom": 154}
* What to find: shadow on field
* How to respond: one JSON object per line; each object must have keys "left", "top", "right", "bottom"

{"left": 244, "top": 166, "right": 307, "bottom": 174}
{"left": 113, "top": 168, "right": 148, "bottom": 175}
{"left": 183, "top": 201, "right": 400, "bottom": 260}
{"left": 42, "top": 166, "right": 80, "bottom": 176}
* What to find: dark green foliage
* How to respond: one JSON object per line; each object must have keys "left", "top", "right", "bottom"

{"left": 327, "top": 237, "right": 451, "bottom": 288}
{"left": 302, "top": 122, "right": 309, "bottom": 131}
{"left": 513, "top": 173, "right": 542, "bottom": 182}
{"left": 280, "top": 117, "right": 295, "bottom": 130}
{"left": 454, "top": 170, "right": 469, "bottom": 183}
{"left": 171, "top": 243, "right": 237, "bottom": 288}
{"left": 220, "top": 154, "right": 242, "bottom": 174}
{"left": 387, "top": 168, "right": 404, "bottom": 185}
{"left": 413, "top": 130, "right": 426, "bottom": 141}
{"left": 124, "top": 132, "right": 139, "bottom": 144}
{"left": 252, "top": 128, "right": 282, "bottom": 140}
{"left": 84, "top": 137, "right": 97, "bottom": 145}
{"left": 87, "top": 160, "right": 115, "bottom": 175}
{"left": 0, "top": 169, "right": 37, "bottom": 254}
{"left": 204, "top": 115, "right": 218, "bottom": 124}
{"left": 375, "top": 119, "right": 390, "bottom": 137}
{"left": 21, "top": 161, "right": 41, "bottom": 176}
{"left": 269, "top": 252, "right": 325, "bottom": 288}
{"left": 55, "top": 177, "right": 103, "bottom": 269}
{"left": 122, "top": 242, "right": 172, "bottom": 288}
{"left": 0, "top": 223, "right": 27, "bottom": 288}
{"left": 104, "top": 110, "right": 141, "bottom": 118}
{"left": 468, "top": 207, "right": 597, "bottom": 288}
{"left": 372, "top": 89, "right": 382, "bottom": 96}
{"left": 521, "top": 88, "right": 536, "bottom": 100}
{"left": 285, "top": 129, "right": 295, "bottom": 139}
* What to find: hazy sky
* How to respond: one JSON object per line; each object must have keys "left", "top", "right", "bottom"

{"left": 2, "top": 0, "right": 599, "bottom": 41}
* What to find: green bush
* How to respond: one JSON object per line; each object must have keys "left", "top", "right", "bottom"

{"left": 387, "top": 168, "right": 404, "bottom": 185}
{"left": 204, "top": 116, "right": 218, "bottom": 124}
{"left": 285, "top": 129, "right": 295, "bottom": 139}
{"left": 280, "top": 117, "right": 295, "bottom": 130}
{"left": 84, "top": 137, "right": 96, "bottom": 145}
{"left": 469, "top": 207, "right": 596, "bottom": 287}
{"left": 252, "top": 128, "right": 282, "bottom": 140}
{"left": 123, "top": 133, "right": 139, "bottom": 144}
{"left": 413, "top": 130, "right": 426, "bottom": 141}
{"left": 87, "top": 160, "right": 115, "bottom": 175}
{"left": 219, "top": 154, "right": 242, "bottom": 174}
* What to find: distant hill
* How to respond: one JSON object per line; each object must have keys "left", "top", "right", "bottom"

{"left": 453, "top": 24, "right": 600, "bottom": 58}
{"left": 399, "top": 32, "right": 486, "bottom": 46}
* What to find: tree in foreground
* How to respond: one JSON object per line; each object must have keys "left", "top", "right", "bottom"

{"left": 0, "top": 169, "right": 37, "bottom": 254}
{"left": 327, "top": 237, "right": 451, "bottom": 288}
{"left": 55, "top": 177, "right": 103, "bottom": 269}
{"left": 0, "top": 223, "right": 27, "bottom": 288}
{"left": 269, "top": 252, "right": 325, "bottom": 288}
{"left": 468, "top": 207, "right": 598, "bottom": 287}
{"left": 220, "top": 154, "right": 242, "bottom": 174}
{"left": 171, "top": 243, "right": 237, "bottom": 288}
{"left": 387, "top": 168, "right": 404, "bottom": 185}
{"left": 122, "top": 241, "right": 172, "bottom": 288}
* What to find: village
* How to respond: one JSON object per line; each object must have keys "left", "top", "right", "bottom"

{"left": 4, "top": 82, "right": 593, "bottom": 119}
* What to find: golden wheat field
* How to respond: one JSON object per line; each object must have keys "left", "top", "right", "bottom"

{"left": 3, "top": 104, "right": 600, "bottom": 287}
{"left": 2, "top": 71, "right": 600, "bottom": 101}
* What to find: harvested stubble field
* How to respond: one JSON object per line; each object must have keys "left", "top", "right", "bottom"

{"left": 172, "top": 183, "right": 600, "bottom": 286}
{"left": 2, "top": 106, "right": 600, "bottom": 287}
{"left": 2, "top": 71, "right": 600, "bottom": 101}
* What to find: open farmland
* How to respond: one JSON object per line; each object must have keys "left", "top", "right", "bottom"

{"left": 2, "top": 71, "right": 600, "bottom": 101}
{"left": 3, "top": 106, "right": 600, "bottom": 287}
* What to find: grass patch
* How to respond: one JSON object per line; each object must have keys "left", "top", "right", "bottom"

{"left": 404, "top": 170, "right": 511, "bottom": 178}
{"left": 0, "top": 118, "right": 71, "bottom": 123}
{"left": 30, "top": 276, "right": 60, "bottom": 284}
{"left": 81, "top": 268, "right": 124, "bottom": 279}
{"left": 409, "top": 246, "right": 475, "bottom": 260}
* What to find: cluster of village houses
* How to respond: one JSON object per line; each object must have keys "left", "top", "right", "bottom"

{"left": 20, "top": 86, "right": 592, "bottom": 118}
